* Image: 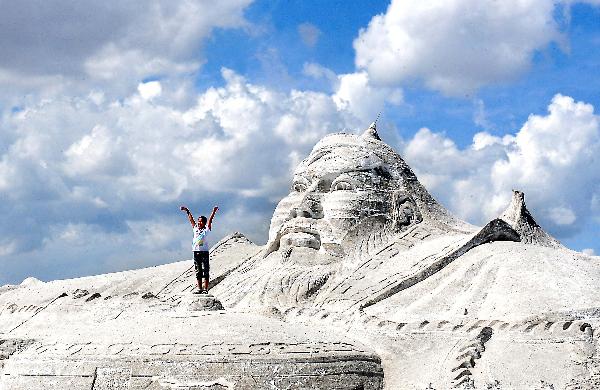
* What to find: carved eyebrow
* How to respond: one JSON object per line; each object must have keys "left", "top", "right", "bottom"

{"left": 306, "top": 144, "right": 366, "bottom": 165}
{"left": 336, "top": 167, "right": 388, "bottom": 176}
{"left": 306, "top": 149, "right": 332, "bottom": 165}
{"left": 330, "top": 172, "right": 359, "bottom": 186}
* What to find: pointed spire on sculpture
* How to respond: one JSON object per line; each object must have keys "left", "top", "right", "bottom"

{"left": 499, "top": 190, "right": 562, "bottom": 248}
{"left": 361, "top": 118, "right": 381, "bottom": 141}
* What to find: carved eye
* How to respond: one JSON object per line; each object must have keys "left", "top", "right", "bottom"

{"left": 331, "top": 181, "right": 354, "bottom": 191}
{"left": 292, "top": 182, "right": 307, "bottom": 192}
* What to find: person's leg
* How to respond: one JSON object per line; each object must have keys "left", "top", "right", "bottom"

{"left": 201, "top": 251, "right": 210, "bottom": 292}
{"left": 193, "top": 251, "right": 203, "bottom": 292}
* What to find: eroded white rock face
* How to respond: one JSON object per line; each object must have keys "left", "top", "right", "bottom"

{"left": 19, "top": 277, "right": 43, "bottom": 287}
{"left": 500, "top": 190, "right": 563, "bottom": 248}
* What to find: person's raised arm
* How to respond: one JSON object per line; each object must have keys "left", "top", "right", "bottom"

{"left": 180, "top": 206, "right": 196, "bottom": 228}
{"left": 207, "top": 206, "right": 219, "bottom": 230}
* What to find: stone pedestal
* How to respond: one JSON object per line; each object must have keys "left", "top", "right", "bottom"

{"left": 186, "top": 294, "right": 224, "bottom": 311}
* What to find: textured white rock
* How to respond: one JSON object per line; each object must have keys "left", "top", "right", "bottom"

{"left": 183, "top": 294, "right": 225, "bottom": 311}
{"left": 500, "top": 189, "right": 563, "bottom": 248}
{"left": 19, "top": 277, "right": 43, "bottom": 287}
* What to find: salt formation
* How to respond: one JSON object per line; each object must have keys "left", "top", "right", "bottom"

{"left": 500, "top": 189, "right": 563, "bottom": 248}
{"left": 2, "top": 124, "right": 600, "bottom": 389}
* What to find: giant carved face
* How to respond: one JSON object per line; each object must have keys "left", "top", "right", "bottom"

{"left": 266, "top": 132, "right": 422, "bottom": 260}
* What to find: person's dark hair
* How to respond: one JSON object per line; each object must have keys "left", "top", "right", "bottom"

{"left": 199, "top": 215, "right": 207, "bottom": 224}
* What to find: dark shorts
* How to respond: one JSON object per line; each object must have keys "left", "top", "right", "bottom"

{"left": 193, "top": 251, "right": 210, "bottom": 280}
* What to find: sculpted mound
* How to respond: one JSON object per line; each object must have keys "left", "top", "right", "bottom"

{"left": 2, "top": 123, "right": 600, "bottom": 390}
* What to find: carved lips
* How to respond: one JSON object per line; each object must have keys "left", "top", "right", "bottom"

{"left": 279, "top": 219, "right": 322, "bottom": 250}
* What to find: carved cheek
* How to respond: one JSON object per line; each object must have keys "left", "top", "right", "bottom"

{"left": 321, "top": 192, "right": 368, "bottom": 237}
{"left": 268, "top": 194, "right": 302, "bottom": 238}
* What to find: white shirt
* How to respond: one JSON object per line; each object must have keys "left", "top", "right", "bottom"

{"left": 192, "top": 226, "right": 210, "bottom": 252}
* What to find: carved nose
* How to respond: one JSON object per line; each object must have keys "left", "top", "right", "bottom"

{"left": 290, "top": 195, "right": 323, "bottom": 219}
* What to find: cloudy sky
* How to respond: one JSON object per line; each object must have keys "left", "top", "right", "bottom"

{"left": 1, "top": 0, "right": 599, "bottom": 285}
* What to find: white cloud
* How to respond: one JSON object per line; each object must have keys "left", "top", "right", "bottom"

{"left": 0, "top": 0, "right": 253, "bottom": 100}
{"left": 298, "top": 23, "right": 321, "bottom": 48}
{"left": 333, "top": 71, "right": 403, "bottom": 123}
{"left": 582, "top": 248, "right": 596, "bottom": 256}
{"left": 303, "top": 63, "right": 339, "bottom": 89}
{"left": 401, "top": 94, "right": 600, "bottom": 237}
{"left": 354, "top": 0, "right": 561, "bottom": 95}
{"left": 64, "top": 125, "right": 131, "bottom": 177}
{"left": 472, "top": 132, "right": 504, "bottom": 151}
{"left": 473, "top": 99, "right": 495, "bottom": 131}
{"left": 0, "top": 240, "right": 17, "bottom": 257}
{"left": 548, "top": 206, "right": 577, "bottom": 226}
{"left": 127, "top": 219, "right": 183, "bottom": 251}
{"left": 138, "top": 81, "right": 163, "bottom": 100}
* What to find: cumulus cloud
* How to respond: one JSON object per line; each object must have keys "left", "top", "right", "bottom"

{"left": 137, "top": 81, "right": 163, "bottom": 101}
{"left": 303, "top": 63, "right": 339, "bottom": 88}
{"left": 333, "top": 71, "right": 403, "bottom": 123}
{"left": 354, "top": 0, "right": 561, "bottom": 95}
{"left": 401, "top": 94, "right": 600, "bottom": 237}
{"left": 64, "top": 125, "right": 132, "bottom": 177}
{"left": 0, "top": 0, "right": 253, "bottom": 100}
{"left": 548, "top": 206, "right": 577, "bottom": 226}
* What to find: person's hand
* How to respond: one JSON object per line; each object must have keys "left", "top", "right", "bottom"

{"left": 213, "top": 206, "right": 219, "bottom": 212}
{"left": 180, "top": 206, "right": 188, "bottom": 211}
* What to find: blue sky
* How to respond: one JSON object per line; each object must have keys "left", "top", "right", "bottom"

{"left": 0, "top": 0, "right": 599, "bottom": 285}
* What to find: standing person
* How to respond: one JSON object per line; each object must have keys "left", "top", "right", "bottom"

{"left": 180, "top": 205, "right": 219, "bottom": 294}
